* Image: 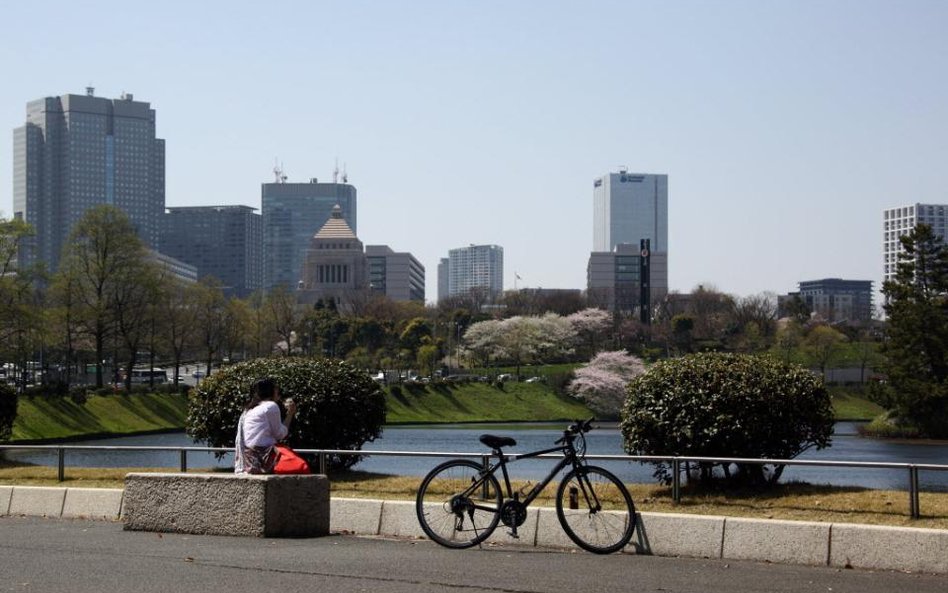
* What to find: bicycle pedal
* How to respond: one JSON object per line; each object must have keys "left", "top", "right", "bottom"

{"left": 506, "top": 530, "right": 520, "bottom": 539}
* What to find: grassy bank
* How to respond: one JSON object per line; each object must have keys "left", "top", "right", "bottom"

{"left": 384, "top": 382, "right": 591, "bottom": 424}
{"left": 5, "top": 381, "right": 881, "bottom": 442}
{"left": 10, "top": 393, "right": 189, "bottom": 442}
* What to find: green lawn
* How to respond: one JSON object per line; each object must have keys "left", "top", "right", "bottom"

{"left": 828, "top": 386, "right": 885, "bottom": 420}
{"left": 11, "top": 393, "right": 189, "bottom": 442}
{"left": 385, "top": 382, "right": 591, "bottom": 424}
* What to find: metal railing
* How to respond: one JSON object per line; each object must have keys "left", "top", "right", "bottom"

{"left": 2, "top": 444, "right": 946, "bottom": 519}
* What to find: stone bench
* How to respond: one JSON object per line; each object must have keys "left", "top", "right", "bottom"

{"left": 122, "top": 473, "right": 329, "bottom": 537}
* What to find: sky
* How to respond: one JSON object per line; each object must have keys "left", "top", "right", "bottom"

{"left": 1, "top": 1, "right": 947, "bottom": 304}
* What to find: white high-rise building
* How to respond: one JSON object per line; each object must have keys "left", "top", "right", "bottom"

{"left": 445, "top": 244, "right": 503, "bottom": 298}
{"left": 883, "top": 203, "right": 948, "bottom": 284}
{"left": 593, "top": 170, "right": 668, "bottom": 253}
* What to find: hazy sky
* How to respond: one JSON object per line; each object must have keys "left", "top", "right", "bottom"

{"left": 2, "top": 1, "right": 946, "bottom": 303}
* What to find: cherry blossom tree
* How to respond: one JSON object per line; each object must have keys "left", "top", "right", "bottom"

{"left": 569, "top": 350, "right": 646, "bottom": 418}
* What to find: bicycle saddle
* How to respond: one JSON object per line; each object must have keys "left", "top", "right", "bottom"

{"left": 479, "top": 434, "right": 517, "bottom": 449}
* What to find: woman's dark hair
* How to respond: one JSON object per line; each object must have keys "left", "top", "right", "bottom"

{"left": 245, "top": 377, "right": 278, "bottom": 411}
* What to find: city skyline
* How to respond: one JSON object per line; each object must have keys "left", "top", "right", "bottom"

{"left": 2, "top": 2, "right": 947, "bottom": 303}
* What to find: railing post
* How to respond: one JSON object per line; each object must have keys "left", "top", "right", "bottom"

{"left": 318, "top": 452, "right": 327, "bottom": 475}
{"left": 57, "top": 447, "right": 65, "bottom": 482}
{"left": 180, "top": 450, "right": 188, "bottom": 473}
{"left": 672, "top": 458, "right": 681, "bottom": 504}
{"left": 909, "top": 466, "right": 920, "bottom": 519}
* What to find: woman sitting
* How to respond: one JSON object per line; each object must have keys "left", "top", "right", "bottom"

{"left": 235, "top": 377, "right": 297, "bottom": 474}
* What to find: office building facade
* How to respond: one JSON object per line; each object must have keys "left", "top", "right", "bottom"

{"left": 446, "top": 244, "right": 504, "bottom": 298}
{"left": 592, "top": 170, "right": 668, "bottom": 297}
{"left": 13, "top": 89, "right": 165, "bottom": 271}
{"left": 262, "top": 178, "right": 356, "bottom": 291}
{"left": 587, "top": 244, "right": 668, "bottom": 314}
{"left": 437, "top": 258, "right": 449, "bottom": 303}
{"left": 162, "top": 205, "right": 263, "bottom": 298}
{"left": 366, "top": 245, "right": 425, "bottom": 302}
{"left": 883, "top": 203, "right": 948, "bottom": 284}
{"left": 795, "top": 278, "right": 873, "bottom": 323}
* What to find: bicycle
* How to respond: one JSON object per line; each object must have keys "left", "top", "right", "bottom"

{"left": 415, "top": 418, "right": 636, "bottom": 554}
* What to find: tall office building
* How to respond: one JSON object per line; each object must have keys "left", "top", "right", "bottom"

{"left": 593, "top": 170, "right": 668, "bottom": 251}
{"left": 446, "top": 244, "right": 504, "bottom": 298}
{"left": 262, "top": 177, "right": 356, "bottom": 291}
{"left": 162, "top": 206, "right": 263, "bottom": 298}
{"left": 587, "top": 244, "right": 668, "bottom": 314}
{"left": 883, "top": 203, "right": 948, "bottom": 284}
{"left": 437, "top": 258, "right": 449, "bottom": 302}
{"left": 366, "top": 245, "right": 425, "bottom": 302}
{"left": 13, "top": 88, "right": 165, "bottom": 271}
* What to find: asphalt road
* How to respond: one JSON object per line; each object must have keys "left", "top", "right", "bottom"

{"left": 0, "top": 517, "right": 944, "bottom": 593}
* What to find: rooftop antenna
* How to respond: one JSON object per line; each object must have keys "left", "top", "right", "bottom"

{"left": 273, "top": 159, "right": 287, "bottom": 183}
{"left": 342, "top": 162, "right": 348, "bottom": 183}
{"left": 333, "top": 158, "right": 339, "bottom": 183}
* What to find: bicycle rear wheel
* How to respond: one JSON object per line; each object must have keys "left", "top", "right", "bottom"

{"left": 416, "top": 459, "right": 502, "bottom": 549}
{"left": 555, "top": 465, "right": 636, "bottom": 554}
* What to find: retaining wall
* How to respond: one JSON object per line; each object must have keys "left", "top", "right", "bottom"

{"left": 1, "top": 486, "right": 945, "bottom": 574}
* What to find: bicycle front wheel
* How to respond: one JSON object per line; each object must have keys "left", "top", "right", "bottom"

{"left": 555, "top": 465, "right": 636, "bottom": 554}
{"left": 416, "top": 459, "right": 502, "bottom": 549}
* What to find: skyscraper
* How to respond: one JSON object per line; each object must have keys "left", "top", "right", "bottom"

{"left": 883, "top": 203, "right": 948, "bottom": 284}
{"left": 262, "top": 177, "right": 356, "bottom": 291}
{"left": 13, "top": 89, "right": 165, "bottom": 271}
{"left": 593, "top": 170, "right": 668, "bottom": 253}
{"left": 446, "top": 244, "right": 504, "bottom": 298}
{"left": 588, "top": 170, "right": 669, "bottom": 315}
{"left": 162, "top": 205, "right": 263, "bottom": 298}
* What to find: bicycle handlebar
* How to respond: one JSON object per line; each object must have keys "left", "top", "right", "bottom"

{"left": 555, "top": 417, "right": 596, "bottom": 444}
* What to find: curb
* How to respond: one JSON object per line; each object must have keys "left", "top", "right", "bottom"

{"left": 2, "top": 486, "right": 945, "bottom": 574}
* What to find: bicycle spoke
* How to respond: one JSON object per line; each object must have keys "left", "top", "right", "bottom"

{"left": 556, "top": 466, "right": 636, "bottom": 554}
{"left": 416, "top": 460, "right": 502, "bottom": 548}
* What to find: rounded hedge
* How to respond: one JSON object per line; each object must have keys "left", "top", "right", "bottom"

{"left": 0, "top": 382, "right": 16, "bottom": 441}
{"left": 187, "top": 357, "right": 386, "bottom": 470}
{"left": 620, "top": 353, "right": 833, "bottom": 486}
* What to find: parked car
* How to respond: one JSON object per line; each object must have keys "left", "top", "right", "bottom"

{"left": 192, "top": 370, "right": 206, "bottom": 379}
{"left": 525, "top": 376, "right": 543, "bottom": 383}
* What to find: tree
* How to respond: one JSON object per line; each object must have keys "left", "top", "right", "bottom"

{"left": 773, "top": 319, "right": 803, "bottom": 364}
{"left": 193, "top": 278, "right": 228, "bottom": 376}
{"left": 0, "top": 382, "right": 16, "bottom": 441}
{"left": 112, "top": 257, "right": 161, "bottom": 391}
{"left": 569, "top": 351, "right": 645, "bottom": 418}
{"left": 462, "top": 319, "right": 502, "bottom": 367}
{"left": 157, "top": 279, "right": 200, "bottom": 385}
{"left": 266, "top": 286, "right": 302, "bottom": 356}
{"left": 622, "top": 353, "right": 833, "bottom": 486}
{"left": 879, "top": 224, "right": 948, "bottom": 437}
{"left": 56, "top": 206, "right": 146, "bottom": 387}
{"left": 804, "top": 325, "right": 848, "bottom": 378}
{"left": 567, "top": 308, "right": 612, "bottom": 357}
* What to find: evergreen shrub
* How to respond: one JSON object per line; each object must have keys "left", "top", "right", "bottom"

{"left": 621, "top": 353, "right": 834, "bottom": 486}
{"left": 187, "top": 357, "right": 386, "bottom": 470}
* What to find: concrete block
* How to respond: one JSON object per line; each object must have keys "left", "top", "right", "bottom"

{"left": 122, "top": 473, "right": 329, "bottom": 537}
{"left": 632, "top": 512, "right": 724, "bottom": 558}
{"left": 331, "top": 498, "right": 383, "bottom": 535}
{"left": 63, "top": 488, "right": 124, "bottom": 520}
{"left": 380, "top": 499, "right": 427, "bottom": 538}
{"left": 830, "top": 523, "right": 948, "bottom": 574}
{"left": 722, "top": 517, "right": 829, "bottom": 566}
{"left": 534, "top": 506, "right": 634, "bottom": 552}
{"left": 9, "top": 487, "right": 66, "bottom": 517}
{"left": 0, "top": 486, "right": 11, "bottom": 515}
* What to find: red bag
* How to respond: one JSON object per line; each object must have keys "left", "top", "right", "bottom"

{"left": 273, "top": 445, "right": 312, "bottom": 474}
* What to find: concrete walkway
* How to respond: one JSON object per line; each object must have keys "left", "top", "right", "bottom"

{"left": 1, "top": 516, "right": 946, "bottom": 593}
{"left": 2, "top": 483, "right": 947, "bottom": 574}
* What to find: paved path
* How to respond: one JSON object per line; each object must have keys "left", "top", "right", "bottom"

{"left": 1, "top": 517, "right": 945, "bottom": 593}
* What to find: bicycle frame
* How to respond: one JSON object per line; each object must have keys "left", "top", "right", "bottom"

{"left": 480, "top": 437, "right": 583, "bottom": 508}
